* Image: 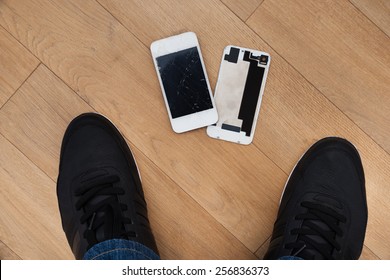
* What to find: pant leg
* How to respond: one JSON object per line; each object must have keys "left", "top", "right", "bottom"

{"left": 83, "top": 239, "right": 160, "bottom": 260}
{"left": 278, "top": 256, "right": 303, "bottom": 260}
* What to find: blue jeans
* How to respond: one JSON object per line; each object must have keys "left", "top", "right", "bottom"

{"left": 83, "top": 239, "right": 301, "bottom": 260}
{"left": 83, "top": 239, "right": 160, "bottom": 260}
{"left": 279, "top": 256, "right": 303, "bottom": 260}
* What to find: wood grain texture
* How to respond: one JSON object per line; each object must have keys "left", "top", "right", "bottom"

{"left": 0, "top": 133, "right": 73, "bottom": 259}
{"left": 0, "top": 65, "right": 256, "bottom": 259}
{"left": 221, "top": 0, "right": 264, "bottom": 21}
{"left": 247, "top": 0, "right": 390, "bottom": 154}
{"left": 350, "top": 0, "right": 390, "bottom": 36}
{"left": 254, "top": 236, "right": 270, "bottom": 259}
{"left": 0, "top": 0, "right": 388, "bottom": 259}
{"left": 0, "top": 67, "right": 92, "bottom": 180}
{"left": 0, "top": 240, "right": 21, "bottom": 260}
{"left": 0, "top": 26, "right": 39, "bottom": 107}
{"left": 0, "top": 0, "right": 286, "bottom": 252}
{"left": 135, "top": 144, "right": 257, "bottom": 259}
{"left": 98, "top": 0, "right": 390, "bottom": 259}
{"left": 359, "top": 246, "right": 381, "bottom": 260}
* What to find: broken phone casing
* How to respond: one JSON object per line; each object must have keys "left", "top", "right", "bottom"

{"left": 207, "top": 46, "right": 270, "bottom": 144}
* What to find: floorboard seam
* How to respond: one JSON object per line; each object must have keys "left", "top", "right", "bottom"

{"left": 0, "top": 63, "right": 41, "bottom": 111}
{"left": 244, "top": 21, "right": 390, "bottom": 159}
{"left": 348, "top": 0, "right": 390, "bottom": 38}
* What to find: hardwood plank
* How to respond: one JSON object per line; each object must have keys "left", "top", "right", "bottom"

{"left": 1, "top": 0, "right": 390, "bottom": 259}
{"left": 247, "top": 0, "right": 390, "bottom": 154}
{"left": 0, "top": 134, "right": 73, "bottom": 259}
{"left": 0, "top": 240, "right": 21, "bottom": 260}
{"left": 0, "top": 64, "right": 256, "bottom": 259}
{"left": 98, "top": 0, "right": 390, "bottom": 259}
{"left": 359, "top": 245, "right": 380, "bottom": 260}
{"left": 0, "top": 26, "right": 39, "bottom": 107}
{"left": 135, "top": 145, "right": 257, "bottom": 259}
{"left": 221, "top": 0, "right": 264, "bottom": 21}
{"left": 0, "top": 0, "right": 286, "bottom": 252}
{"left": 0, "top": 67, "right": 92, "bottom": 180}
{"left": 350, "top": 0, "right": 390, "bottom": 36}
{"left": 254, "top": 236, "right": 270, "bottom": 259}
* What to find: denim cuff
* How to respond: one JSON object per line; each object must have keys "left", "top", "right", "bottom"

{"left": 278, "top": 256, "right": 303, "bottom": 260}
{"left": 83, "top": 239, "right": 160, "bottom": 260}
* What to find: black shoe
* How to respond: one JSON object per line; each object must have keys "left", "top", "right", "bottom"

{"left": 57, "top": 113, "right": 159, "bottom": 259}
{"left": 264, "top": 137, "right": 368, "bottom": 260}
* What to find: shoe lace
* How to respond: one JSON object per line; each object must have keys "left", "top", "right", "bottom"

{"left": 285, "top": 201, "right": 346, "bottom": 259}
{"left": 74, "top": 174, "right": 136, "bottom": 248}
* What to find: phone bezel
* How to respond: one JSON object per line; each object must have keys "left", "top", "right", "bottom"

{"left": 150, "top": 32, "right": 218, "bottom": 133}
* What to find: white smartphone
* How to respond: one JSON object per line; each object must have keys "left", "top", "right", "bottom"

{"left": 150, "top": 32, "right": 218, "bottom": 133}
{"left": 207, "top": 46, "right": 270, "bottom": 145}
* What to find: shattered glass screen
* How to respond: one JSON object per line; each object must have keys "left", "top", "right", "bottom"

{"left": 156, "top": 47, "right": 213, "bottom": 119}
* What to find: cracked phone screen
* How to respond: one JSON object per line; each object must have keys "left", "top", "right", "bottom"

{"left": 156, "top": 47, "right": 213, "bottom": 119}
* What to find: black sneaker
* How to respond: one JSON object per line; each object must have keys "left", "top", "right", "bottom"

{"left": 57, "top": 113, "right": 159, "bottom": 259}
{"left": 264, "top": 137, "right": 368, "bottom": 260}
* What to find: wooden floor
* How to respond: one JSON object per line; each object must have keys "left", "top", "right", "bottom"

{"left": 0, "top": 0, "right": 389, "bottom": 260}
